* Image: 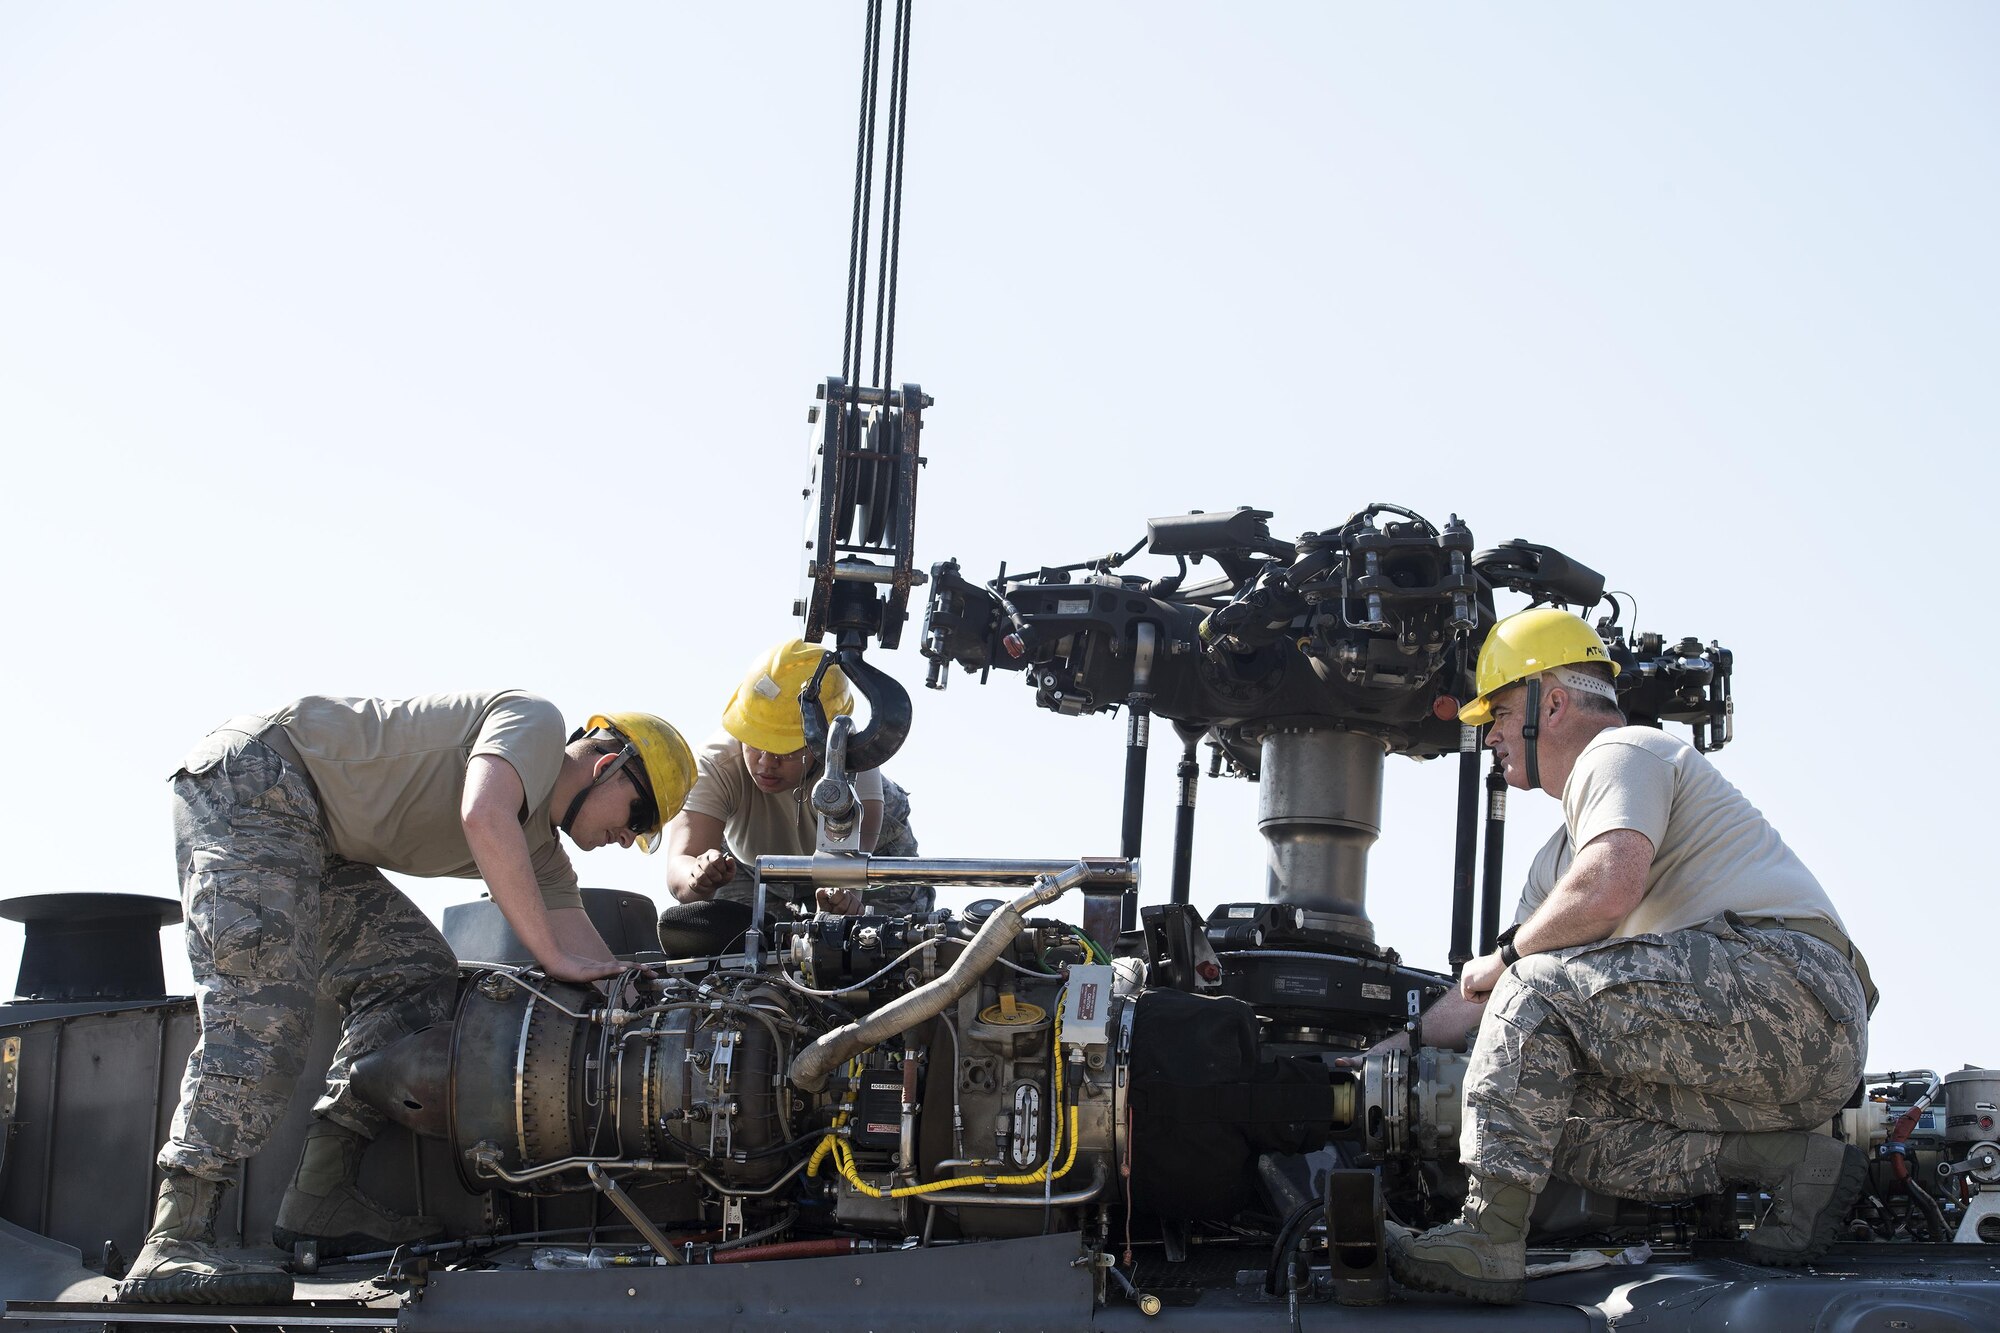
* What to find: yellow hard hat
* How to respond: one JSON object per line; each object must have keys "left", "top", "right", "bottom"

{"left": 721, "top": 639, "right": 853, "bottom": 755}
{"left": 1458, "top": 609, "right": 1619, "bottom": 727}
{"left": 584, "top": 712, "right": 695, "bottom": 854}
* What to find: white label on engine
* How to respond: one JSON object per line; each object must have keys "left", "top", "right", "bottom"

{"left": 1229, "top": 907, "right": 1257, "bottom": 919}
{"left": 1057, "top": 599, "right": 1090, "bottom": 615}
{"left": 1361, "top": 983, "right": 1391, "bottom": 1002}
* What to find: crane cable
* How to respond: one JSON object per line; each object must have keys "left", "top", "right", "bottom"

{"left": 839, "top": 0, "right": 915, "bottom": 392}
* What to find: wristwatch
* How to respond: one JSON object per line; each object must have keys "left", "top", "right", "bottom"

{"left": 1499, "top": 939, "right": 1522, "bottom": 967}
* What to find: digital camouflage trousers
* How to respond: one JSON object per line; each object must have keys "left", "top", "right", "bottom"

{"left": 160, "top": 722, "right": 458, "bottom": 1181}
{"left": 1462, "top": 915, "right": 1868, "bottom": 1202}
{"left": 868, "top": 776, "right": 929, "bottom": 913}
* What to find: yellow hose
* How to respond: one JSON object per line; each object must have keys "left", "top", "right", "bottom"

{"left": 808, "top": 992, "right": 1083, "bottom": 1199}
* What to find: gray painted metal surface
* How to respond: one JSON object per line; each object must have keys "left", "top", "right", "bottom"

{"left": 402, "top": 1233, "right": 1096, "bottom": 1333}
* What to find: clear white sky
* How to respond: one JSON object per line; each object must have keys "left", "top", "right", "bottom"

{"left": 1, "top": 4, "right": 1993, "bottom": 1074}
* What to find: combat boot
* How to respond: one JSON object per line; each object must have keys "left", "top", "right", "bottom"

{"left": 272, "top": 1119, "right": 443, "bottom": 1259}
{"left": 117, "top": 1170, "right": 293, "bottom": 1305}
{"left": 1386, "top": 1176, "right": 1534, "bottom": 1305}
{"left": 1717, "top": 1130, "right": 1867, "bottom": 1265}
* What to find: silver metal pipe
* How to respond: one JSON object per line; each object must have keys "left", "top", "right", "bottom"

{"left": 915, "top": 1159, "right": 1110, "bottom": 1209}
{"left": 755, "top": 854, "right": 1138, "bottom": 890}
{"left": 789, "top": 862, "right": 1102, "bottom": 1092}
{"left": 587, "top": 1163, "right": 683, "bottom": 1265}
{"left": 469, "top": 1148, "right": 691, "bottom": 1186}
{"left": 695, "top": 1155, "right": 814, "bottom": 1199}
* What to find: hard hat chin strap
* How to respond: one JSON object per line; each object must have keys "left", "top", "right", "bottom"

{"left": 558, "top": 735, "right": 640, "bottom": 838}
{"left": 1521, "top": 677, "right": 1543, "bottom": 792}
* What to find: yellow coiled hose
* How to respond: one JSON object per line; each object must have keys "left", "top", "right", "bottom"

{"left": 808, "top": 992, "right": 1081, "bottom": 1199}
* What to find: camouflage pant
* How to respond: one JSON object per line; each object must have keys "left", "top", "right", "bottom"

{"left": 160, "top": 723, "right": 458, "bottom": 1181}
{"left": 1462, "top": 916, "right": 1868, "bottom": 1202}
{"left": 868, "top": 777, "right": 930, "bottom": 914}
{"left": 717, "top": 775, "right": 933, "bottom": 915}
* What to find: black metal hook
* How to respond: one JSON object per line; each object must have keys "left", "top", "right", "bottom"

{"left": 799, "top": 645, "right": 913, "bottom": 773}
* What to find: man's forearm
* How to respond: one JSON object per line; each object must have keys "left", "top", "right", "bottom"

{"left": 545, "top": 906, "right": 619, "bottom": 969}
{"left": 464, "top": 816, "right": 566, "bottom": 964}
{"left": 666, "top": 855, "right": 704, "bottom": 902}
{"left": 1514, "top": 883, "right": 1624, "bottom": 955}
{"left": 1419, "top": 990, "right": 1486, "bottom": 1050}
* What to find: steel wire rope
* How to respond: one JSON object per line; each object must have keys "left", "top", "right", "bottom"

{"left": 840, "top": 0, "right": 885, "bottom": 382}
{"left": 870, "top": 0, "right": 914, "bottom": 393}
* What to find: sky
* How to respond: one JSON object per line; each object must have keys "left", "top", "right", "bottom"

{"left": 1, "top": 4, "right": 1994, "bottom": 1075}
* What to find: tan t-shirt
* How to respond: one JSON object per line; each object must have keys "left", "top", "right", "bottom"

{"left": 1515, "top": 725, "right": 1841, "bottom": 939}
{"left": 682, "top": 730, "right": 883, "bottom": 906}
{"left": 264, "top": 691, "right": 582, "bottom": 910}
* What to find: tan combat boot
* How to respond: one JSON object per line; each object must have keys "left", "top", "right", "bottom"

{"left": 1386, "top": 1176, "right": 1534, "bottom": 1305}
{"left": 117, "top": 1170, "right": 294, "bottom": 1305}
{"left": 1717, "top": 1131, "right": 1867, "bottom": 1265}
{"left": 271, "top": 1119, "right": 443, "bottom": 1259}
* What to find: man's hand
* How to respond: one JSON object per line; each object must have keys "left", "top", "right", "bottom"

{"left": 1460, "top": 950, "right": 1508, "bottom": 1003}
{"left": 1337, "top": 1027, "right": 1410, "bottom": 1070}
{"left": 673, "top": 849, "right": 738, "bottom": 900}
{"left": 540, "top": 951, "right": 631, "bottom": 985}
{"left": 816, "top": 887, "right": 863, "bottom": 916}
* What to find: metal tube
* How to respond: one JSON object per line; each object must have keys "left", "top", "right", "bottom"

{"left": 790, "top": 862, "right": 1100, "bottom": 1092}
{"left": 709, "top": 1238, "right": 862, "bottom": 1264}
{"left": 1119, "top": 698, "right": 1149, "bottom": 933}
{"left": 1449, "top": 725, "right": 1480, "bottom": 974}
{"left": 586, "top": 1164, "right": 684, "bottom": 1265}
{"left": 822, "top": 383, "right": 933, "bottom": 408}
{"left": 1119, "top": 624, "right": 1158, "bottom": 932}
{"left": 1477, "top": 759, "right": 1508, "bottom": 956}
{"left": 695, "top": 1156, "right": 814, "bottom": 1199}
{"left": 755, "top": 855, "right": 1137, "bottom": 889}
{"left": 915, "top": 1159, "right": 1110, "bottom": 1209}
{"left": 1170, "top": 733, "right": 1200, "bottom": 906}
{"left": 473, "top": 1150, "right": 691, "bottom": 1186}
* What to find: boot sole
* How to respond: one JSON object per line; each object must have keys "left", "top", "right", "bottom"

{"left": 1742, "top": 1141, "right": 1869, "bottom": 1267}
{"left": 1387, "top": 1239, "right": 1525, "bottom": 1306}
{"left": 117, "top": 1270, "right": 294, "bottom": 1306}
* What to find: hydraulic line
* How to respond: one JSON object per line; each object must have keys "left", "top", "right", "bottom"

{"left": 710, "top": 1238, "right": 865, "bottom": 1264}
{"left": 809, "top": 997, "right": 1080, "bottom": 1198}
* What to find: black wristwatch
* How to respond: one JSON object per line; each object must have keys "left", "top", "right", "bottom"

{"left": 1499, "top": 939, "right": 1522, "bottom": 967}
